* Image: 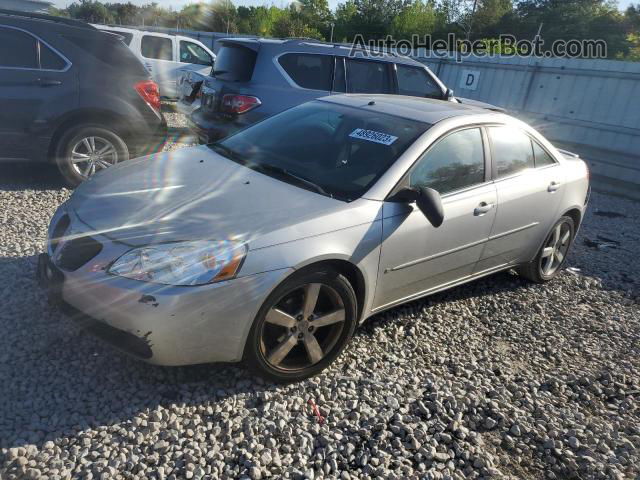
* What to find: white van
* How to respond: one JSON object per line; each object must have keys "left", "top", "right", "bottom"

{"left": 93, "top": 25, "right": 215, "bottom": 99}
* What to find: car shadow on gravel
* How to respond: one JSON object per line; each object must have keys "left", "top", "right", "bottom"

{"left": 0, "top": 162, "right": 67, "bottom": 192}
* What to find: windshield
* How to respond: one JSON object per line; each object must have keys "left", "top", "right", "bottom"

{"left": 211, "top": 101, "right": 429, "bottom": 201}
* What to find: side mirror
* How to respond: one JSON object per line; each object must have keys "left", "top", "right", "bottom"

{"left": 392, "top": 186, "right": 444, "bottom": 228}
{"left": 444, "top": 88, "right": 454, "bottom": 101}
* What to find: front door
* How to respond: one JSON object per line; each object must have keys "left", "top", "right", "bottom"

{"left": 178, "top": 39, "right": 214, "bottom": 80}
{"left": 476, "top": 126, "right": 567, "bottom": 271}
{"left": 373, "top": 127, "right": 498, "bottom": 311}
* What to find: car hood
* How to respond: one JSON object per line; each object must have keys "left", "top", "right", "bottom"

{"left": 70, "top": 146, "right": 378, "bottom": 250}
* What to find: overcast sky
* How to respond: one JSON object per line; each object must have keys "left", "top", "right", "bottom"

{"left": 51, "top": 0, "right": 637, "bottom": 12}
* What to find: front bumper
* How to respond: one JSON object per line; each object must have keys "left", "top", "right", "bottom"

{"left": 40, "top": 208, "right": 292, "bottom": 366}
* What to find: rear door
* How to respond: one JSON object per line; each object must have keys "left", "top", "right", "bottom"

{"left": 0, "top": 25, "right": 75, "bottom": 160}
{"left": 139, "top": 33, "right": 179, "bottom": 98}
{"left": 476, "top": 125, "right": 566, "bottom": 271}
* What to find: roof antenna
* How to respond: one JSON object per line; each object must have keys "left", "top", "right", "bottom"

{"left": 368, "top": 101, "right": 376, "bottom": 106}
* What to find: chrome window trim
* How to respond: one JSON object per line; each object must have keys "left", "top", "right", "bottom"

{"left": 0, "top": 25, "right": 71, "bottom": 72}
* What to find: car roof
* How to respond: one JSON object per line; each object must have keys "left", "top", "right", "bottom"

{"left": 0, "top": 8, "right": 97, "bottom": 32}
{"left": 317, "top": 94, "right": 494, "bottom": 124}
{"left": 219, "top": 37, "right": 426, "bottom": 67}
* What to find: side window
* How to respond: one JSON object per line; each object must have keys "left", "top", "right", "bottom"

{"left": 180, "top": 41, "right": 212, "bottom": 66}
{"left": 278, "top": 53, "right": 333, "bottom": 91}
{"left": 488, "top": 126, "right": 535, "bottom": 178}
{"left": 0, "top": 27, "right": 38, "bottom": 68}
{"left": 333, "top": 57, "right": 346, "bottom": 92}
{"left": 410, "top": 128, "right": 485, "bottom": 194}
{"left": 40, "top": 43, "right": 66, "bottom": 70}
{"left": 396, "top": 65, "right": 442, "bottom": 99}
{"left": 346, "top": 59, "right": 392, "bottom": 94}
{"left": 532, "top": 140, "right": 556, "bottom": 167}
{"left": 141, "top": 35, "right": 173, "bottom": 61}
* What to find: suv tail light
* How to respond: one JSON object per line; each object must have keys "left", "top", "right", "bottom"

{"left": 135, "top": 80, "right": 161, "bottom": 113}
{"left": 221, "top": 94, "right": 261, "bottom": 114}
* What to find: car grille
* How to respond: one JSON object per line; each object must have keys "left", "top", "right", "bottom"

{"left": 56, "top": 236, "right": 103, "bottom": 271}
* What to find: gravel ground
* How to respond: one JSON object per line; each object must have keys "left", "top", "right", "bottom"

{"left": 0, "top": 112, "right": 638, "bottom": 480}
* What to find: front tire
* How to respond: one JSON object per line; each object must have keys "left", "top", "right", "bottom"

{"left": 54, "top": 125, "right": 129, "bottom": 187}
{"left": 517, "top": 215, "right": 575, "bottom": 283}
{"left": 245, "top": 268, "right": 357, "bottom": 383}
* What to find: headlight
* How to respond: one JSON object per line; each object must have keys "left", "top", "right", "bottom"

{"left": 108, "top": 240, "right": 246, "bottom": 286}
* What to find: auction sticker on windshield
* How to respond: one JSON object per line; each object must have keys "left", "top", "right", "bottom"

{"left": 349, "top": 128, "right": 398, "bottom": 146}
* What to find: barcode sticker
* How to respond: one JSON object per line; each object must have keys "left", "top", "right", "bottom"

{"left": 349, "top": 128, "right": 398, "bottom": 146}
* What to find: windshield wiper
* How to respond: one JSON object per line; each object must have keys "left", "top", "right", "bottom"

{"left": 212, "top": 69, "right": 228, "bottom": 76}
{"left": 209, "top": 143, "right": 245, "bottom": 163}
{"left": 251, "top": 164, "right": 331, "bottom": 198}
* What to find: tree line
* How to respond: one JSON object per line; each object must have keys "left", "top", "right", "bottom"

{"left": 51, "top": 0, "right": 640, "bottom": 60}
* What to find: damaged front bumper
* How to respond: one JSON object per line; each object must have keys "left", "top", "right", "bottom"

{"left": 39, "top": 207, "right": 292, "bottom": 366}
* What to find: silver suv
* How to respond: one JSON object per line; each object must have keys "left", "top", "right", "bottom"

{"left": 184, "top": 38, "right": 496, "bottom": 142}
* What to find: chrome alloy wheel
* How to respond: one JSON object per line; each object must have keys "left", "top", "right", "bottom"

{"left": 259, "top": 283, "right": 346, "bottom": 371}
{"left": 540, "top": 221, "right": 572, "bottom": 276}
{"left": 70, "top": 136, "right": 118, "bottom": 178}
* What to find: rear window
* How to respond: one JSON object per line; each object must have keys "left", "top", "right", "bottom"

{"left": 213, "top": 43, "right": 257, "bottom": 82}
{"left": 63, "top": 34, "right": 148, "bottom": 76}
{"left": 103, "top": 29, "right": 134, "bottom": 46}
{"left": 278, "top": 53, "right": 333, "bottom": 91}
{"left": 141, "top": 35, "right": 173, "bottom": 61}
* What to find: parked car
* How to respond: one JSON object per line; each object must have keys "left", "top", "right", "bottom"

{"left": 38, "top": 94, "right": 589, "bottom": 382}
{"left": 94, "top": 25, "right": 215, "bottom": 99}
{"left": 0, "top": 10, "right": 166, "bottom": 186}
{"left": 182, "top": 38, "right": 501, "bottom": 143}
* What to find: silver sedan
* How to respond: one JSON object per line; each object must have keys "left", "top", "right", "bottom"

{"left": 39, "top": 95, "right": 590, "bottom": 382}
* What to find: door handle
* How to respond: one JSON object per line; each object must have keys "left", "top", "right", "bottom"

{"left": 548, "top": 181, "right": 562, "bottom": 192}
{"left": 35, "top": 78, "right": 62, "bottom": 87}
{"left": 474, "top": 202, "right": 495, "bottom": 216}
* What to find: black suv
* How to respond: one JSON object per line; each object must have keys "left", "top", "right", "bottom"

{"left": 0, "top": 10, "right": 167, "bottom": 185}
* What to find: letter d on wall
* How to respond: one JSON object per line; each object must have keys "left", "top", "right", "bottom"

{"left": 459, "top": 69, "right": 480, "bottom": 91}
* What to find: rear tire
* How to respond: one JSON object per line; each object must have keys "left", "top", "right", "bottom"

{"left": 517, "top": 215, "right": 575, "bottom": 283}
{"left": 54, "top": 125, "right": 129, "bottom": 187}
{"left": 245, "top": 268, "right": 357, "bottom": 383}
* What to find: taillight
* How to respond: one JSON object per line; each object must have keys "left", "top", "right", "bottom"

{"left": 221, "top": 94, "right": 261, "bottom": 114}
{"left": 135, "top": 80, "right": 161, "bottom": 113}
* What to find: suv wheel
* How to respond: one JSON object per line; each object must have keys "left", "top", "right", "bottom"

{"left": 245, "top": 268, "right": 357, "bottom": 383}
{"left": 55, "top": 125, "right": 129, "bottom": 187}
